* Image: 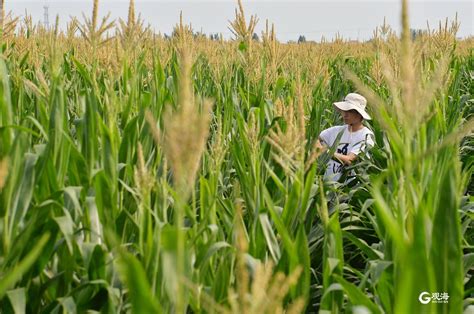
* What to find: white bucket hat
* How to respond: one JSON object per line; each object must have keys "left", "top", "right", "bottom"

{"left": 333, "top": 93, "right": 371, "bottom": 120}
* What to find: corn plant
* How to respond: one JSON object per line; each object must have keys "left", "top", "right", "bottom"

{"left": 0, "top": 0, "right": 472, "bottom": 312}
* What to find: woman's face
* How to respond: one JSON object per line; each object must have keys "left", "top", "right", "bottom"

{"left": 338, "top": 109, "right": 363, "bottom": 125}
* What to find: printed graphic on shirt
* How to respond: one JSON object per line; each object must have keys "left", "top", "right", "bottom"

{"left": 332, "top": 143, "right": 349, "bottom": 174}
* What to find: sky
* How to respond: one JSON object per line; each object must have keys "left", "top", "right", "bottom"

{"left": 7, "top": 1, "right": 473, "bottom": 42}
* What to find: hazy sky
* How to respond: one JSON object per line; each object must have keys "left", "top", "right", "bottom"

{"left": 8, "top": 1, "right": 473, "bottom": 42}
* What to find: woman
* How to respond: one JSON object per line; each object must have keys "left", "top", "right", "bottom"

{"left": 318, "top": 92, "right": 375, "bottom": 182}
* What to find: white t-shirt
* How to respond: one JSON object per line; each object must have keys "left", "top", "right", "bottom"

{"left": 319, "top": 125, "right": 375, "bottom": 182}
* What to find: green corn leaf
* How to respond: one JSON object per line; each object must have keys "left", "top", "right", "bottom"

{"left": 334, "top": 274, "right": 382, "bottom": 314}
{"left": 430, "top": 163, "right": 464, "bottom": 314}
{"left": 6, "top": 288, "right": 25, "bottom": 314}
{"left": 0, "top": 233, "right": 50, "bottom": 298}
{"left": 117, "top": 250, "right": 161, "bottom": 314}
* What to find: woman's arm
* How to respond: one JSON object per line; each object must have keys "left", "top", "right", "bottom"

{"left": 318, "top": 134, "right": 357, "bottom": 165}
{"left": 333, "top": 152, "right": 357, "bottom": 165}
{"left": 316, "top": 137, "right": 328, "bottom": 152}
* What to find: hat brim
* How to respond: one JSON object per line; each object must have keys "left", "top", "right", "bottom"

{"left": 333, "top": 101, "right": 371, "bottom": 120}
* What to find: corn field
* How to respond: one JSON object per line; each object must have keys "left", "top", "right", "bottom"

{"left": 0, "top": 0, "right": 473, "bottom": 312}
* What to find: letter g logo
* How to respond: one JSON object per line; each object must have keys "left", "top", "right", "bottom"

{"left": 419, "top": 292, "right": 431, "bottom": 304}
